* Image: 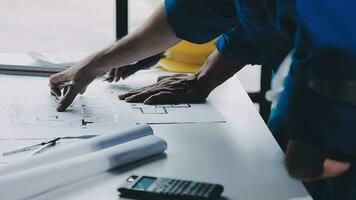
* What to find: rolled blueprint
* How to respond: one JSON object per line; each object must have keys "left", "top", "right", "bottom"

{"left": 0, "top": 135, "right": 167, "bottom": 200}
{"left": 0, "top": 124, "right": 153, "bottom": 176}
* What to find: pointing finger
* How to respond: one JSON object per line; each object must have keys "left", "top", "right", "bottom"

{"left": 57, "top": 85, "right": 79, "bottom": 112}
{"left": 79, "top": 86, "right": 87, "bottom": 95}
{"left": 114, "top": 67, "right": 123, "bottom": 82}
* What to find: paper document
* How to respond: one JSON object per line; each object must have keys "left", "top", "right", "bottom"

{"left": 0, "top": 74, "right": 137, "bottom": 138}
{"left": 0, "top": 72, "right": 225, "bottom": 139}
{"left": 0, "top": 135, "right": 167, "bottom": 200}
{"left": 112, "top": 69, "right": 226, "bottom": 124}
{"left": 130, "top": 103, "right": 225, "bottom": 124}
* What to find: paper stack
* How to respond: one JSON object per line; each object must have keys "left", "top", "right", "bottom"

{"left": 0, "top": 124, "right": 167, "bottom": 200}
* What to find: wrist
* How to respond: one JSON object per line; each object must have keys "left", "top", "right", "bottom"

{"left": 194, "top": 72, "right": 218, "bottom": 95}
{"left": 83, "top": 51, "right": 113, "bottom": 77}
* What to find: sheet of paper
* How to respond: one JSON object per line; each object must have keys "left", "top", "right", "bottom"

{"left": 111, "top": 69, "right": 226, "bottom": 124}
{"left": 0, "top": 135, "right": 167, "bottom": 200}
{"left": 130, "top": 103, "right": 225, "bottom": 124}
{"left": 0, "top": 74, "right": 136, "bottom": 138}
{"left": 0, "top": 69, "right": 225, "bottom": 139}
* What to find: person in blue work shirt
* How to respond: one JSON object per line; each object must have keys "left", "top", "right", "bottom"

{"left": 278, "top": 1, "right": 356, "bottom": 199}
{"left": 49, "top": 1, "right": 355, "bottom": 199}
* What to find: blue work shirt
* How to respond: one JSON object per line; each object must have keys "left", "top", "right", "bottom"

{"left": 165, "top": 0, "right": 356, "bottom": 152}
{"left": 296, "top": 0, "right": 356, "bottom": 51}
{"left": 278, "top": 1, "right": 356, "bottom": 151}
{"left": 165, "top": 0, "right": 296, "bottom": 70}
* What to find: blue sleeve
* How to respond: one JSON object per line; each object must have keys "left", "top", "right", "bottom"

{"left": 296, "top": 0, "right": 356, "bottom": 51}
{"left": 215, "top": 0, "right": 295, "bottom": 67}
{"left": 215, "top": 25, "right": 264, "bottom": 66}
{"left": 165, "top": 0, "right": 237, "bottom": 44}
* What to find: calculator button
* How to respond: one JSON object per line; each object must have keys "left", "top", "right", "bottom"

{"left": 154, "top": 187, "right": 165, "bottom": 193}
{"left": 181, "top": 186, "right": 192, "bottom": 196}
{"left": 199, "top": 183, "right": 209, "bottom": 192}
{"left": 197, "top": 183, "right": 206, "bottom": 191}
{"left": 160, "top": 178, "right": 170, "bottom": 184}
{"left": 191, "top": 183, "right": 202, "bottom": 191}
{"left": 162, "top": 184, "right": 175, "bottom": 194}
{"left": 166, "top": 180, "right": 182, "bottom": 193}
{"left": 171, "top": 181, "right": 185, "bottom": 194}
{"left": 183, "top": 182, "right": 198, "bottom": 195}
{"left": 190, "top": 189, "right": 199, "bottom": 196}
{"left": 206, "top": 185, "right": 215, "bottom": 194}
{"left": 173, "top": 181, "right": 190, "bottom": 196}
{"left": 198, "top": 189, "right": 207, "bottom": 197}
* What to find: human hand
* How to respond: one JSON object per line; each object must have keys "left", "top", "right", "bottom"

{"left": 104, "top": 53, "right": 164, "bottom": 83}
{"left": 49, "top": 62, "right": 100, "bottom": 112}
{"left": 118, "top": 74, "right": 211, "bottom": 104}
{"left": 285, "top": 140, "right": 351, "bottom": 182}
{"left": 104, "top": 67, "right": 124, "bottom": 83}
{"left": 321, "top": 159, "right": 350, "bottom": 179}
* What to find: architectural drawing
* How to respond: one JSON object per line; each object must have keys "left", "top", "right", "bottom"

{"left": 131, "top": 103, "right": 191, "bottom": 114}
{"left": 0, "top": 73, "right": 225, "bottom": 138}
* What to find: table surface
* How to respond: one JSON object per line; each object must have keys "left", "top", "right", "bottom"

{"left": 0, "top": 71, "right": 311, "bottom": 200}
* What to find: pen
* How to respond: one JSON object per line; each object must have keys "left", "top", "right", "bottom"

{"left": 51, "top": 80, "right": 75, "bottom": 100}
{"left": 58, "top": 80, "right": 75, "bottom": 88}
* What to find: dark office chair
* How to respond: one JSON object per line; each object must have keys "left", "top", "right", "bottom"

{"left": 116, "top": 0, "right": 128, "bottom": 39}
{"left": 247, "top": 66, "right": 272, "bottom": 123}
{"left": 115, "top": 0, "right": 272, "bottom": 123}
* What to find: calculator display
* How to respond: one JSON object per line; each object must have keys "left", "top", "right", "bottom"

{"left": 132, "top": 177, "right": 157, "bottom": 191}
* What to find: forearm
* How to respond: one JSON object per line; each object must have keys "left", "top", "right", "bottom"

{"left": 118, "top": 50, "right": 244, "bottom": 104}
{"left": 195, "top": 50, "right": 243, "bottom": 93}
{"left": 78, "top": 4, "right": 181, "bottom": 75}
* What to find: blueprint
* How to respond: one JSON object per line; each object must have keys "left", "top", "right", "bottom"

{"left": 0, "top": 69, "right": 225, "bottom": 139}
{"left": 0, "top": 78, "right": 136, "bottom": 138}
{"left": 130, "top": 103, "right": 225, "bottom": 124}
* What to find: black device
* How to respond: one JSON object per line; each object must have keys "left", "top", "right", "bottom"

{"left": 117, "top": 175, "right": 224, "bottom": 200}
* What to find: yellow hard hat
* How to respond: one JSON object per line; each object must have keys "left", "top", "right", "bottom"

{"left": 159, "top": 40, "right": 215, "bottom": 73}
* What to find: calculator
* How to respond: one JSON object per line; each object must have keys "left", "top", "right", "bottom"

{"left": 117, "top": 175, "right": 224, "bottom": 200}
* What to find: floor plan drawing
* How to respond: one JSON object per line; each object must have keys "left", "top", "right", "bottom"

{"left": 129, "top": 103, "right": 225, "bottom": 124}
{"left": 0, "top": 72, "right": 225, "bottom": 138}
{"left": 131, "top": 103, "right": 191, "bottom": 115}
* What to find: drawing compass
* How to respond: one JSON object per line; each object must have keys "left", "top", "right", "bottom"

{"left": 2, "top": 137, "right": 61, "bottom": 156}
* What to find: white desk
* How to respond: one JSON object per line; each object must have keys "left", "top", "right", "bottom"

{"left": 0, "top": 71, "right": 311, "bottom": 200}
